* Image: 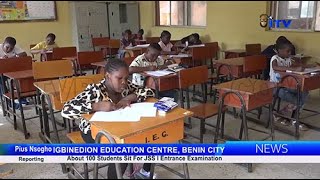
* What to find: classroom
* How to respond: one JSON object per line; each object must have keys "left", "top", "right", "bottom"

{"left": 1, "top": 1, "right": 320, "bottom": 179}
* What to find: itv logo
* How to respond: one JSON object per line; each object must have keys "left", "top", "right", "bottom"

{"left": 260, "top": 14, "right": 292, "bottom": 28}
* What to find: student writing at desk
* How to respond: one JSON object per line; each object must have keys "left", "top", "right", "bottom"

{"left": 31, "top": 33, "right": 58, "bottom": 51}
{"left": 174, "top": 33, "right": 202, "bottom": 49}
{"left": 118, "top": 29, "right": 136, "bottom": 59}
{"left": 158, "top": 30, "right": 180, "bottom": 55}
{"left": 270, "top": 42, "right": 311, "bottom": 130}
{"left": 0, "top": 37, "right": 28, "bottom": 106}
{"left": 0, "top": 37, "right": 27, "bottom": 58}
{"left": 61, "top": 59, "right": 156, "bottom": 179}
{"left": 134, "top": 29, "right": 144, "bottom": 44}
{"left": 129, "top": 43, "right": 178, "bottom": 101}
{"left": 262, "top": 36, "right": 296, "bottom": 80}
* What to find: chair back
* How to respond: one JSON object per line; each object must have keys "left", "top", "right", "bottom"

{"left": 178, "top": 65, "right": 208, "bottom": 89}
{"left": 245, "top": 43, "right": 261, "bottom": 56}
{"left": 52, "top": 47, "right": 77, "bottom": 60}
{"left": 243, "top": 55, "right": 267, "bottom": 74}
{"left": 59, "top": 74, "right": 104, "bottom": 103}
{"left": 205, "top": 42, "right": 219, "bottom": 59}
{"left": 77, "top": 51, "right": 104, "bottom": 67}
{"left": 32, "top": 60, "right": 74, "bottom": 81}
{"left": 92, "top": 37, "right": 109, "bottom": 49}
{"left": 191, "top": 46, "right": 211, "bottom": 66}
{"left": 0, "top": 56, "right": 33, "bottom": 74}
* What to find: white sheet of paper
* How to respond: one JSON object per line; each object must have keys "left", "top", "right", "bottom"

{"left": 187, "top": 44, "right": 205, "bottom": 48}
{"left": 144, "top": 70, "right": 175, "bottom": 77}
{"left": 169, "top": 54, "right": 191, "bottom": 58}
{"left": 89, "top": 102, "right": 156, "bottom": 122}
{"left": 136, "top": 44, "right": 150, "bottom": 48}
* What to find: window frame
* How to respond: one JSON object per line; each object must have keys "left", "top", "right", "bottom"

{"left": 155, "top": 1, "right": 207, "bottom": 28}
{"left": 268, "top": 1, "right": 318, "bottom": 32}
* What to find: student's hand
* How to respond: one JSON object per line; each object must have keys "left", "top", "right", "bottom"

{"left": 116, "top": 99, "right": 132, "bottom": 109}
{"left": 148, "top": 66, "right": 157, "bottom": 71}
{"left": 92, "top": 101, "right": 116, "bottom": 112}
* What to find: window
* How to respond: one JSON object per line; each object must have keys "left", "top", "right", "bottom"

{"left": 270, "top": 1, "right": 317, "bottom": 31}
{"left": 156, "top": 1, "right": 207, "bottom": 27}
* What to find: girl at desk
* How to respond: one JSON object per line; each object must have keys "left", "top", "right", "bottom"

{"left": 270, "top": 42, "right": 309, "bottom": 130}
{"left": 61, "top": 59, "right": 156, "bottom": 179}
{"left": 158, "top": 30, "right": 179, "bottom": 55}
{"left": 118, "top": 29, "right": 136, "bottom": 59}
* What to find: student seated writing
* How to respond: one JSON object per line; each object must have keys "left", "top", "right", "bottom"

{"left": 0, "top": 37, "right": 28, "bottom": 106}
{"left": 134, "top": 29, "right": 144, "bottom": 42}
{"left": 262, "top": 36, "right": 296, "bottom": 80}
{"left": 118, "top": 29, "right": 136, "bottom": 59}
{"left": 270, "top": 42, "right": 311, "bottom": 131}
{"left": 61, "top": 58, "right": 156, "bottom": 179}
{"left": 174, "top": 33, "right": 202, "bottom": 48}
{"left": 0, "top": 37, "right": 27, "bottom": 58}
{"left": 31, "top": 33, "right": 58, "bottom": 51}
{"left": 129, "top": 43, "right": 177, "bottom": 101}
{"left": 158, "top": 30, "right": 179, "bottom": 55}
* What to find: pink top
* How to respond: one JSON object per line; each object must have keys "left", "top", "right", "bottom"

{"left": 158, "top": 41, "right": 173, "bottom": 52}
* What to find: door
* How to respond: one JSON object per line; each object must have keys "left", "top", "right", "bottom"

{"left": 108, "top": 2, "right": 122, "bottom": 39}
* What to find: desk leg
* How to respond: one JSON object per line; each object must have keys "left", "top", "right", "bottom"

{"left": 14, "top": 79, "right": 30, "bottom": 139}
{"left": 9, "top": 79, "right": 17, "bottom": 130}
{"left": 294, "top": 88, "right": 301, "bottom": 140}
{"left": 40, "top": 94, "right": 51, "bottom": 143}
{"left": 269, "top": 104, "right": 275, "bottom": 141}
{"left": 185, "top": 88, "right": 192, "bottom": 129}
{"left": 149, "top": 163, "right": 156, "bottom": 179}
{"left": 153, "top": 77, "right": 159, "bottom": 99}
{"left": 36, "top": 89, "right": 44, "bottom": 135}
{"left": 45, "top": 94, "right": 60, "bottom": 143}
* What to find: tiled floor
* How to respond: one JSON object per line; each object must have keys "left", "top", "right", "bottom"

{"left": 1, "top": 88, "right": 320, "bottom": 179}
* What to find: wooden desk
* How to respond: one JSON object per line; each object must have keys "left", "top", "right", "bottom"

{"left": 38, "top": 50, "right": 53, "bottom": 61}
{"left": 277, "top": 71, "right": 320, "bottom": 91}
{"left": 214, "top": 78, "right": 276, "bottom": 111}
{"left": 274, "top": 71, "right": 320, "bottom": 139}
{"left": 213, "top": 78, "right": 275, "bottom": 173}
{"left": 3, "top": 69, "right": 36, "bottom": 139}
{"left": 215, "top": 57, "right": 244, "bottom": 78}
{"left": 34, "top": 79, "right": 62, "bottom": 110}
{"left": 91, "top": 61, "right": 107, "bottom": 74}
{"left": 142, "top": 72, "right": 179, "bottom": 98}
{"left": 215, "top": 56, "right": 266, "bottom": 79}
{"left": 223, "top": 49, "right": 246, "bottom": 59}
{"left": 4, "top": 70, "right": 36, "bottom": 93}
{"left": 33, "top": 79, "right": 63, "bottom": 143}
{"left": 83, "top": 98, "right": 193, "bottom": 144}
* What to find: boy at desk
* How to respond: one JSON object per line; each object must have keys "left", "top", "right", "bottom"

{"left": 158, "top": 30, "right": 179, "bottom": 55}
{"left": 129, "top": 43, "right": 178, "bottom": 101}
{"left": 61, "top": 58, "right": 157, "bottom": 179}
{"left": 270, "top": 42, "right": 312, "bottom": 130}
{"left": 31, "top": 33, "right": 58, "bottom": 51}
{"left": 0, "top": 37, "right": 27, "bottom": 58}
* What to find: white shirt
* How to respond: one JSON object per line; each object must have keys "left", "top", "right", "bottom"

{"left": 0, "top": 44, "right": 25, "bottom": 58}
{"left": 269, "top": 55, "right": 292, "bottom": 83}
{"left": 130, "top": 54, "right": 165, "bottom": 86}
{"left": 158, "top": 41, "right": 173, "bottom": 52}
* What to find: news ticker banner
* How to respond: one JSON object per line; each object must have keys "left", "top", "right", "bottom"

{"left": 1, "top": 141, "right": 320, "bottom": 163}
